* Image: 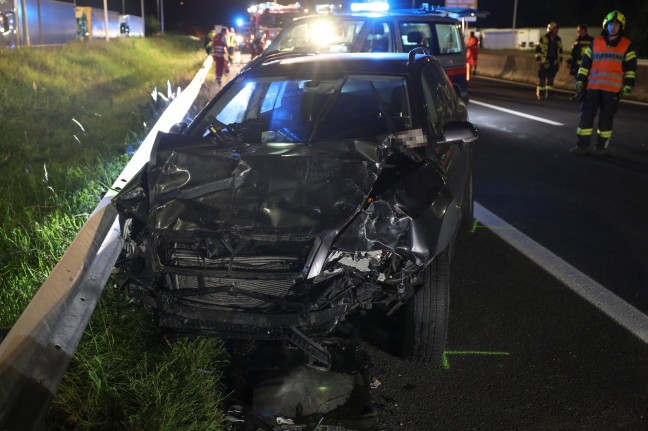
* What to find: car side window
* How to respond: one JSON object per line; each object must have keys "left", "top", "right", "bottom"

{"left": 360, "top": 21, "right": 393, "bottom": 53}
{"left": 435, "top": 23, "right": 462, "bottom": 54}
{"left": 399, "top": 21, "right": 434, "bottom": 53}
{"left": 421, "top": 64, "right": 456, "bottom": 136}
{"left": 426, "top": 63, "right": 457, "bottom": 113}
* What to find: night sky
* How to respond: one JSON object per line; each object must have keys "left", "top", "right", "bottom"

{"left": 77, "top": 0, "right": 643, "bottom": 35}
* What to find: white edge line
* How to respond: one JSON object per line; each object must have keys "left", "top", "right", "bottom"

{"left": 471, "top": 75, "right": 648, "bottom": 107}
{"left": 474, "top": 201, "right": 648, "bottom": 345}
{"left": 471, "top": 99, "right": 564, "bottom": 126}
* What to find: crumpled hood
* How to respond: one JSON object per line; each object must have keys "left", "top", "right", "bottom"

{"left": 145, "top": 132, "right": 386, "bottom": 237}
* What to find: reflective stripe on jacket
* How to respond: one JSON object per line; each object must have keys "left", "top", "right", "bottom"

{"left": 587, "top": 36, "right": 631, "bottom": 92}
{"left": 211, "top": 34, "right": 227, "bottom": 57}
{"left": 567, "top": 34, "right": 594, "bottom": 73}
{"left": 535, "top": 32, "right": 562, "bottom": 64}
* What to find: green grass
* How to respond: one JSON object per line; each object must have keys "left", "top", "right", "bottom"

{"left": 48, "top": 286, "right": 226, "bottom": 431}
{"left": 0, "top": 35, "right": 204, "bottom": 323}
{"left": 0, "top": 35, "right": 228, "bottom": 430}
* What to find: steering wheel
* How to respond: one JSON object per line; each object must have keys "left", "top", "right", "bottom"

{"left": 205, "top": 120, "right": 242, "bottom": 142}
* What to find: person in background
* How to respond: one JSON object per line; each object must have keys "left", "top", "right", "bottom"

{"left": 570, "top": 10, "right": 637, "bottom": 156}
{"left": 211, "top": 27, "right": 229, "bottom": 86}
{"left": 204, "top": 27, "right": 216, "bottom": 55}
{"left": 534, "top": 22, "right": 563, "bottom": 99}
{"left": 466, "top": 31, "right": 479, "bottom": 75}
{"left": 567, "top": 24, "right": 594, "bottom": 79}
{"left": 227, "top": 27, "right": 237, "bottom": 66}
{"left": 250, "top": 31, "right": 266, "bottom": 60}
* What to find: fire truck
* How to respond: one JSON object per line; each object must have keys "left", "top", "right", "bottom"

{"left": 247, "top": 2, "right": 304, "bottom": 46}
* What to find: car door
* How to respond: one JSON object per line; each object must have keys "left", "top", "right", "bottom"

{"left": 419, "top": 62, "right": 470, "bottom": 205}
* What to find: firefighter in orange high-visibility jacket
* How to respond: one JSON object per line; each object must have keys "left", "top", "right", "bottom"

{"left": 570, "top": 10, "right": 637, "bottom": 156}
{"left": 466, "top": 31, "right": 479, "bottom": 75}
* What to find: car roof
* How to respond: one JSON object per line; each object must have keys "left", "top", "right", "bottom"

{"left": 242, "top": 52, "right": 435, "bottom": 77}
{"left": 291, "top": 11, "right": 459, "bottom": 24}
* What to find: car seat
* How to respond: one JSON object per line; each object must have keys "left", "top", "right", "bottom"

{"left": 405, "top": 31, "right": 423, "bottom": 51}
{"left": 365, "top": 23, "right": 389, "bottom": 52}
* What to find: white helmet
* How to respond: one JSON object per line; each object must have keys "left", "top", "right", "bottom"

{"left": 547, "top": 22, "right": 559, "bottom": 32}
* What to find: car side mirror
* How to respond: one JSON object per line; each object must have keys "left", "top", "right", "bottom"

{"left": 440, "top": 121, "right": 478, "bottom": 145}
{"left": 169, "top": 122, "right": 188, "bottom": 134}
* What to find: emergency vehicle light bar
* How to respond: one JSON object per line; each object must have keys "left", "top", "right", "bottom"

{"left": 350, "top": 0, "right": 389, "bottom": 13}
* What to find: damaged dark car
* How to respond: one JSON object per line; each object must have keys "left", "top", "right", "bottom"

{"left": 112, "top": 49, "right": 477, "bottom": 368}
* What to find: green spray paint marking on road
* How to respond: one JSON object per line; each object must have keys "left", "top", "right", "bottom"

{"left": 470, "top": 218, "right": 479, "bottom": 233}
{"left": 442, "top": 350, "right": 510, "bottom": 370}
{"left": 470, "top": 219, "right": 517, "bottom": 233}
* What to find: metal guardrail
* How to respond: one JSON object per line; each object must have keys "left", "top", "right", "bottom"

{"left": 0, "top": 56, "right": 214, "bottom": 431}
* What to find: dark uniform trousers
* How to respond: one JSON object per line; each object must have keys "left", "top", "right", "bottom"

{"left": 577, "top": 89, "right": 620, "bottom": 149}
{"left": 538, "top": 60, "right": 560, "bottom": 94}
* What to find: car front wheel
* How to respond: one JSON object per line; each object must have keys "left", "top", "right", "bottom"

{"left": 461, "top": 170, "right": 474, "bottom": 230}
{"left": 400, "top": 250, "right": 450, "bottom": 365}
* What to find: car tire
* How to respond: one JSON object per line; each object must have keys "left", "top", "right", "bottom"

{"left": 400, "top": 250, "right": 450, "bottom": 365}
{"left": 461, "top": 170, "right": 474, "bottom": 230}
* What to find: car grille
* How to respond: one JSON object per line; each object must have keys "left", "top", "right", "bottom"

{"left": 170, "top": 247, "right": 302, "bottom": 272}
{"left": 172, "top": 275, "right": 294, "bottom": 308}
{"left": 152, "top": 231, "right": 316, "bottom": 309}
{"left": 153, "top": 231, "right": 316, "bottom": 274}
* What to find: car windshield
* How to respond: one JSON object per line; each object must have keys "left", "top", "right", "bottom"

{"left": 193, "top": 74, "right": 412, "bottom": 144}
{"left": 268, "top": 18, "right": 366, "bottom": 53}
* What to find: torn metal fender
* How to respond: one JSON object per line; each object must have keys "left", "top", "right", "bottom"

{"left": 333, "top": 162, "right": 460, "bottom": 266}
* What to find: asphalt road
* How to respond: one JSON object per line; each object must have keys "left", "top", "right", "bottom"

{"left": 366, "top": 78, "right": 648, "bottom": 430}
{"left": 367, "top": 227, "right": 648, "bottom": 430}
{"left": 224, "top": 225, "right": 648, "bottom": 430}
{"left": 221, "top": 76, "right": 648, "bottom": 431}
{"left": 468, "top": 77, "right": 648, "bottom": 316}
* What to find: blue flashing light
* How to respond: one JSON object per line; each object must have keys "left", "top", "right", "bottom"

{"left": 350, "top": 1, "right": 389, "bottom": 12}
{"left": 235, "top": 18, "right": 244, "bottom": 27}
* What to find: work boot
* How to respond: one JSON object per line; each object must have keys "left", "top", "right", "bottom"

{"left": 569, "top": 146, "right": 589, "bottom": 156}
{"left": 590, "top": 146, "right": 607, "bottom": 156}
{"left": 591, "top": 138, "right": 609, "bottom": 156}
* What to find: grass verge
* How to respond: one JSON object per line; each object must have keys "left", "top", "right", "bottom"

{"left": 0, "top": 35, "right": 227, "bottom": 430}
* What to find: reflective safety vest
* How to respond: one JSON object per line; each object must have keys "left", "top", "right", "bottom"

{"left": 211, "top": 34, "right": 227, "bottom": 57}
{"left": 588, "top": 36, "right": 631, "bottom": 92}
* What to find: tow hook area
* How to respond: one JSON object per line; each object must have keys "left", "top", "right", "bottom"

{"left": 287, "top": 327, "right": 332, "bottom": 369}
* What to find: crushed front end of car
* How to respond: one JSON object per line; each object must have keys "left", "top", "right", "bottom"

{"left": 113, "top": 61, "right": 471, "bottom": 367}
{"left": 113, "top": 129, "right": 458, "bottom": 367}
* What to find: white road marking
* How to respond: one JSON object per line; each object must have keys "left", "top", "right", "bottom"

{"left": 474, "top": 202, "right": 648, "bottom": 345}
{"left": 471, "top": 99, "right": 565, "bottom": 126}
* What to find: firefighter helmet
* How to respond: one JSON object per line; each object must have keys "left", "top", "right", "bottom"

{"left": 546, "top": 22, "right": 559, "bottom": 32}
{"left": 603, "top": 10, "right": 625, "bottom": 31}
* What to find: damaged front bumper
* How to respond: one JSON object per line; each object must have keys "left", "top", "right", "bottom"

{"left": 112, "top": 131, "right": 460, "bottom": 367}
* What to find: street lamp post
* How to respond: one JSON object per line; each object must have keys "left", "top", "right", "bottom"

{"left": 512, "top": 0, "right": 518, "bottom": 29}
{"left": 157, "top": 0, "right": 164, "bottom": 33}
